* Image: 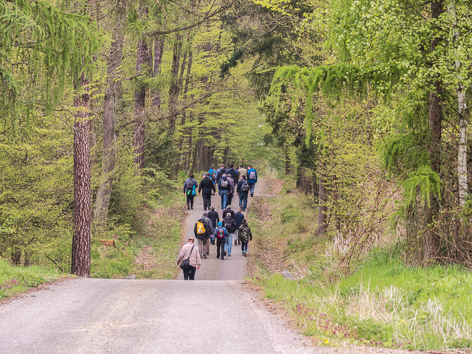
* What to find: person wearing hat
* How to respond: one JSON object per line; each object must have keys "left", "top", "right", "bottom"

{"left": 198, "top": 173, "right": 216, "bottom": 211}
{"left": 177, "top": 237, "right": 201, "bottom": 280}
{"left": 238, "top": 219, "right": 253, "bottom": 257}
{"left": 214, "top": 222, "right": 228, "bottom": 260}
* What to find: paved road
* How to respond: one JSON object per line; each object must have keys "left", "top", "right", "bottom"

{"left": 0, "top": 179, "right": 393, "bottom": 354}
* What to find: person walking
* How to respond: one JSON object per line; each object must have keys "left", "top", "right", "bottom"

{"left": 226, "top": 164, "right": 238, "bottom": 181}
{"left": 222, "top": 213, "right": 237, "bottom": 257}
{"left": 247, "top": 165, "right": 258, "bottom": 197}
{"left": 218, "top": 174, "right": 231, "bottom": 210}
{"left": 237, "top": 165, "right": 248, "bottom": 182}
{"left": 203, "top": 212, "right": 213, "bottom": 256}
{"left": 183, "top": 174, "right": 198, "bottom": 210}
{"left": 208, "top": 167, "right": 217, "bottom": 183}
{"left": 194, "top": 214, "right": 211, "bottom": 259}
{"left": 177, "top": 237, "right": 201, "bottom": 280}
{"left": 214, "top": 222, "right": 228, "bottom": 260}
{"left": 208, "top": 206, "right": 220, "bottom": 230}
{"left": 227, "top": 173, "right": 235, "bottom": 206}
{"left": 238, "top": 219, "right": 253, "bottom": 257}
{"left": 234, "top": 208, "right": 245, "bottom": 246}
{"left": 237, "top": 175, "right": 250, "bottom": 211}
{"left": 221, "top": 205, "right": 235, "bottom": 220}
{"left": 216, "top": 164, "right": 226, "bottom": 185}
{"left": 198, "top": 173, "right": 216, "bottom": 211}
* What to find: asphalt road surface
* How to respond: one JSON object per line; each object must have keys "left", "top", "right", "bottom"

{"left": 0, "top": 179, "right": 396, "bottom": 354}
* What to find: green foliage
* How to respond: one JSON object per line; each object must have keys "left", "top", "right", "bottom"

{"left": 0, "top": 258, "right": 63, "bottom": 300}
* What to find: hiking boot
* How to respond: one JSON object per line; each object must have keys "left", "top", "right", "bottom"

{"left": 228, "top": 254, "right": 231, "bottom": 257}
{"left": 187, "top": 205, "right": 190, "bottom": 210}
{"left": 203, "top": 254, "right": 207, "bottom": 259}
{"left": 250, "top": 193, "right": 253, "bottom": 197}
{"left": 234, "top": 239, "right": 238, "bottom": 246}
{"left": 224, "top": 251, "right": 227, "bottom": 256}
{"left": 244, "top": 252, "right": 247, "bottom": 257}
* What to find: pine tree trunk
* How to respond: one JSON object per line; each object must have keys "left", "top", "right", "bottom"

{"left": 71, "top": 73, "right": 92, "bottom": 277}
{"left": 424, "top": 0, "right": 444, "bottom": 262}
{"left": 133, "top": 37, "right": 149, "bottom": 169}
{"left": 94, "top": 0, "right": 126, "bottom": 229}
{"left": 168, "top": 36, "right": 183, "bottom": 134}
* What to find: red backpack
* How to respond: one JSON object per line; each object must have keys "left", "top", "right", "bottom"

{"left": 215, "top": 227, "right": 226, "bottom": 239}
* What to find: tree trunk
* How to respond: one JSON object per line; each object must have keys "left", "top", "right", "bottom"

{"left": 316, "top": 172, "right": 327, "bottom": 236}
{"left": 152, "top": 38, "right": 164, "bottom": 107}
{"left": 133, "top": 37, "right": 149, "bottom": 169}
{"left": 424, "top": 0, "right": 444, "bottom": 262}
{"left": 71, "top": 73, "right": 92, "bottom": 277}
{"left": 168, "top": 36, "right": 183, "bottom": 134}
{"left": 94, "top": 0, "right": 126, "bottom": 230}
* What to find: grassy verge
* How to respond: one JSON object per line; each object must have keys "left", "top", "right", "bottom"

{"left": 249, "top": 180, "right": 472, "bottom": 351}
{"left": 0, "top": 258, "right": 64, "bottom": 300}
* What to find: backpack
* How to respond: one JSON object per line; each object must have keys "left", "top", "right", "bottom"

{"left": 249, "top": 170, "right": 256, "bottom": 180}
{"left": 196, "top": 220, "right": 206, "bottom": 235}
{"left": 186, "top": 179, "right": 194, "bottom": 190}
{"left": 210, "top": 171, "right": 216, "bottom": 180}
{"left": 223, "top": 219, "right": 235, "bottom": 233}
{"left": 215, "top": 227, "right": 226, "bottom": 239}
{"left": 241, "top": 179, "right": 250, "bottom": 192}
{"left": 220, "top": 179, "right": 229, "bottom": 188}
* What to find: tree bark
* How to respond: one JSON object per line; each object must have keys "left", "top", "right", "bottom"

{"left": 94, "top": 0, "right": 126, "bottom": 230}
{"left": 424, "top": 0, "right": 444, "bottom": 262}
{"left": 71, "top": 73, "right": 92, "bottom": 277}
{"left": 315, "top": 171, "right": 327, "bottom": 236}
{"left": 152, "top": 38, "right": 164, "bottom": 107}
{"left": 133, "top": 37, "right": 149, "bottom": 169}
{"left": 168, "top": 36, "right": 183, "bottom": 134}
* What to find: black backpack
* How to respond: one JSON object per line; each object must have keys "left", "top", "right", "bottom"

{"left": 241, "top": 179, "right": 250, "bottom": 192}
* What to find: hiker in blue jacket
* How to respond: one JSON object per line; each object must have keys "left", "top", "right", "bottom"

{"left": 213, "top": 222, "right": 228, "bottom": 260}
{"left": 208, "top": 167, "right": 217, "bottom": 183}
{"left": 247, "top": 165, "right": 258, "bottom": 197}
{"left": 183, "top": 174, "right": 198, "bottom": 210}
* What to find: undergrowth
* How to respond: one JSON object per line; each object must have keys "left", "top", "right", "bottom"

{"left": 0, "top": 258, "right": 63, "bottom": 300}
{"left": 249, "top": 180, "right": 472, "bottom": 351}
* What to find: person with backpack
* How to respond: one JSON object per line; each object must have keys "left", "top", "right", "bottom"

{"left": 216, "top": 164, "right": 226, "bottom": 185}
{"left": 203, "top": 212, "right": 213, "bottom": 256}
{"left": 194, "top": 214, "right": 211, "bottom": 259}
{"left": 226, "top": 173, "right": 235, "bottom": 206}
{"left": 208, "top": 167, "right": 217, "bottom": 184}
{"left": 234, "top": 208, "right": 245, "bottom": 246}
{"left": 177, "top": 237, "right": 201, "bottom": 280}
{"left": 221, "top": 205, "right": 234, "bottom": 220}
{"left": 247, "top": 165, "right": 258, "bottom": 197}
{"left": 237, "top": 165, "right": 248, "bottom": 182}
{"left": 226, "top": 164, "right": 238, "bottom": 181}
{"left": 213, "top": 222, "right": 228, "bottom": 260}
{"left": 218, "top": 174, "right": 231, "bottom": 210}
{"left": 198, "top": 173, "right": 216, "bottom": 211}
{"left": 238, "top": 219, "right": 253, "bottom": 257}
{"left": 183, "top": 174, "right": 198, "bottom": 210}
{"left": 237, "top": 175, "right": 250, "bottom": 211}
{"left": 222, "top": 213, "right": 237, "bottom": 257}
{"left": 208, "top": 206, "right": 220, "bottom": 230}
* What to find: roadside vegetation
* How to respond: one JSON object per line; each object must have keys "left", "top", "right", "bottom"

{"left": 0, "top": 259, "right": 63, "bottom": 300}
{"left": 249, "top": 181, "right": 472, "bottom": 351}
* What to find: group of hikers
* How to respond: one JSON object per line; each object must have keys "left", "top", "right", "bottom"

{"left": 182, "top": 164, "right": 258, "bottom": 212}
{"left": 177, "top": 200, "right": 254, "bottom": 280}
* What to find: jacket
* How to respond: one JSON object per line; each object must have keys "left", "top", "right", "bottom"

{"left": 227, "top": 176, "right": 235, "bottom": 194}
{"left": 216, "top": 168, "right": 225, "bottom": 184}
{"left": 237, "top": 168, "right": 248, "bottom": 181}
{"left": 234, "top": 212, "right": 244, "bottom": 229}
{"left": 222, "top": 208, "right": 234, "bottom": 220}
{"left": 222, "top": 216, "right": 237, "bottom": 234}
{"left": 183, "top": 178, "right": 198, "bottom": 194}
{"left": 218, "top": 177, "right": 231, "bottom": 192}
{"left": 226, "top": 168, "right": 238, "bottom": 181}
{"left": 204, "top": 216, "right": 213, "bottom": 234}
{"left": 208, "top": 210, "right": 220, "bottom": 228}
{"left": 194, "top": 217, "right": 210, "bottom": 239}
{"left": 247, "top": 169, "right": 258, "bottom": 183}
{"left": 177, "top": 242, "right": 201, "bottom": 268}
{"left": 237, "top": 179, "right": 250, "bottom": 193}
{"left": 208, "top": 169, "right": 216, "bottom": 182}
{"left": 198, "top": 176, "right": 216, "bottom": 194}
{"left": 238, "top": 224, "right": 252, "bottom": 243}
{"left": 213, "top": 226, "right": 228, "bottom": 239}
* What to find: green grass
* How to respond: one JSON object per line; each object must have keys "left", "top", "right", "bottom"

{"left": 0, "top": 258, "right": 64, "bottom": 300}
{"left": 250, "top": 180, "right": 472, "bottom": 351}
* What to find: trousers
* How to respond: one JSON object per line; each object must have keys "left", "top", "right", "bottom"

{"left": 202, "top": 193, "right": 212, "bottom": 210}
{"left": 183, "top": 266, "right": 196, "bottom": 280}
{"left": 216, "top": 237, "right": 226, "bottom": 260}
{"left": 224, "top": 233, "right": 233, "bottom": 255}
{"left": 197, "top": 238, "right": 208, "bottom": 258}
